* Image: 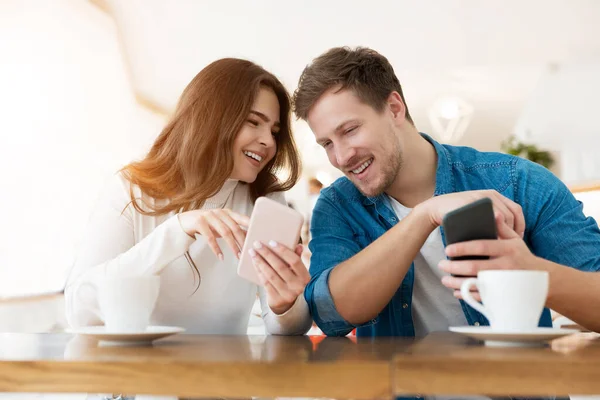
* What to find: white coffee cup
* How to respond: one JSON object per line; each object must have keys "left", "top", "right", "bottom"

{"left": 77, "top": 275, "right": 161, "bottom": 332}
{"left": 460, "top": 270, "right": 549, "bottom": 331}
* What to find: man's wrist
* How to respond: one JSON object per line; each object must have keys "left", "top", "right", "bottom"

{"left": 531, "top": 256, "right": 569, "bottom": 305}
{"left": 412, "top": 201, "right": 437, "bottom": 232}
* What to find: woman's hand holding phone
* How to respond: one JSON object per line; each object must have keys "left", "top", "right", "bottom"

{"left": 249, "top": 241, "right": 310, "bottom": 315}
{"left": 234, "top": 197, "right": 309, "bottom": 315}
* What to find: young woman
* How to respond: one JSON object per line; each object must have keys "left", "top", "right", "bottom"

{"left": 65, "top": 58, "right": 312, "bottom": 335}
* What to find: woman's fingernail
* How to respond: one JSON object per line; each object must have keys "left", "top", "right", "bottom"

{"left": 218, "top": 253, "right": 224, "bottom": 261}
{"left": 237, "top": 252, "right": 241, "bottom": 259}
{"left": 253, "top": 241, "right": 262, "bottom": 249}
{"left": 249, "top": 248, "right": 257, "bottom": 257}
{"left": 269, "top": 240, "right": 278, "bottom": 248}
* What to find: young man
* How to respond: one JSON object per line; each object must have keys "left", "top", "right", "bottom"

{"left": 293, "top": 47, "right": 600, "bottom": 338}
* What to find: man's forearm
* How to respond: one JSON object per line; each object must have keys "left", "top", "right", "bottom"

{"left": 541, "top": 259, "right": 600, "bottom": 333}
{"left": 328, "top": 205, "right": 435, "bottom": 325}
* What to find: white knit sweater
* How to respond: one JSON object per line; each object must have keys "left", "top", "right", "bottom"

{"left": 64, "top": 173, "right": 312, "bottom": 335}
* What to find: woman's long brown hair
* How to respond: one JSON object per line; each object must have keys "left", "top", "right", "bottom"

{"left": 121, "top": 58, "right": 301, "bottom": 215}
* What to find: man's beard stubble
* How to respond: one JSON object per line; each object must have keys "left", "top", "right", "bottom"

{"left": 353, "top": 138, "right": 403, "bottom": 198}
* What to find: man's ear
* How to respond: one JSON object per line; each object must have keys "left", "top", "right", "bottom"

{"left": 388, "top": 91, "right": 407, "bottom": 124}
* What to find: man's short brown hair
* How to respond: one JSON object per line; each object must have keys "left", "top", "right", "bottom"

{"left": 292, "top": 46, "right": 413, "bottom": 124}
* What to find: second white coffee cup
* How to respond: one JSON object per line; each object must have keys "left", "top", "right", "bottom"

{"left": 460, "top": 270, "right": 549, "bottom": 331}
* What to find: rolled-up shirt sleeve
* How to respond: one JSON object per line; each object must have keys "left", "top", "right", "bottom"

{"left": 304, "top": 189, "right": 376, "bottom": 336}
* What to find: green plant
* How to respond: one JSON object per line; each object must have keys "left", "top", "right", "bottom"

{"left": 501, "top": 135, "right": 555, "bottom": 169}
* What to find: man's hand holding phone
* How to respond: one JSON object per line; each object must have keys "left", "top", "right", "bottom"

{"left": 415, "top": 189, "right": 525, "bottom": 238}
{"left": 420, "top": 191, "right": 532, "bottom": 301}
{"left": 409, "top": 190, "right": 527, "bottom": 300}
{"left": 439, "top": 212, "right": 537, "bottom": 301}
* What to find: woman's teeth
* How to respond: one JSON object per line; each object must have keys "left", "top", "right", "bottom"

{"left": 244, "top": 151, "right": 262, "bottom": 162}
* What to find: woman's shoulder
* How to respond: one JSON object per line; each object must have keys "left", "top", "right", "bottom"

{"left": 95, "top": 171, "right": 134, "bottom": 208}
{"left": 97, "top": 171, "right": 163, "bottom": 219}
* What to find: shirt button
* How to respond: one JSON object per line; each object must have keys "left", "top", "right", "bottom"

{"left": 402, "top": 303, "right": 408, "bottom": 309}
{"left": 474, "top": 322, "right": 480, "bottom": 326}
{"left": 391, "top": 217, "right": 397, "bottom": 222}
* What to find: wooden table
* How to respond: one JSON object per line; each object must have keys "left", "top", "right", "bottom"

{"left": 393, "top": 332, "right": 600, "bottom": 397}
{"left": 0, "top": 333, "right": 412, "bottom": 399}
{"left": 0, "top": 332, "right": 598, "bottom": 399}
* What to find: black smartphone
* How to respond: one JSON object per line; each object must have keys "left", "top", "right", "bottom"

{"left": 442, "top": 198, "right": 497, "bottom": 276}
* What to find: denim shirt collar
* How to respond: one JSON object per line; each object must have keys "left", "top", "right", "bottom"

{"left": 363, "top": 133, "right": 455, "bottom": 210}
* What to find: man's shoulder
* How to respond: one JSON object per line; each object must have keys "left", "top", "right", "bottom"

{"left": 442, "top": 142, "right": 565, "bottom": 210}
{"left": 443, "top": 143, "right": 519, "bottom": 170}
{"left": 446, "top": 143, "right": 558, "bottom": 183}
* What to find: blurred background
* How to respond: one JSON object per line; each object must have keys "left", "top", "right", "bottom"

{"left": 1, "top": 0, "right": 600, "bottom": 302}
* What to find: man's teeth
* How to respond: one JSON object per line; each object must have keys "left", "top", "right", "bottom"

{"left": 244, "top": 151, "right": 262, "bottom": 162}
{"left": 352, "top": 159, "right": 373, "bottom": 174}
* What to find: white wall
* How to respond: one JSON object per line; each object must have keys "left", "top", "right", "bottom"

{"left": 515, "top": 63, "right": 600, "bottom": 184}
{"left": 0, "top": 0, "right": 165, "bottom": 296}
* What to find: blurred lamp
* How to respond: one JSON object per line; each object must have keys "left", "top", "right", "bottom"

{"left": 428, "top": 96, "right": 474, "bottom": 143}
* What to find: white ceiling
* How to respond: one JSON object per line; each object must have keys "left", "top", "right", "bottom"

{"left": 102, "top": 0, "right": 600, "bottom": 173}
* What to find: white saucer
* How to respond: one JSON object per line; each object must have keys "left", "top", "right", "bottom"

{"left": 449, "top": 326, "right": 579, "bottom": 347}
{"left": 67, "top": 325, "right": 185, "bottom": 346}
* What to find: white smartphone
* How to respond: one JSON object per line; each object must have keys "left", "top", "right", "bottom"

{"left": 237, "top": 196, "right": 304, "bottom": 285}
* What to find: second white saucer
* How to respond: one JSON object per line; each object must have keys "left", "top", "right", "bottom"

{"left": 449, "top": 326, "right": 578, "bottom": 347}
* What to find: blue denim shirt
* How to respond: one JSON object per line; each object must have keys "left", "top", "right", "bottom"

{"left": 305, "top": 134, "right": 600, "bottom": 338}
